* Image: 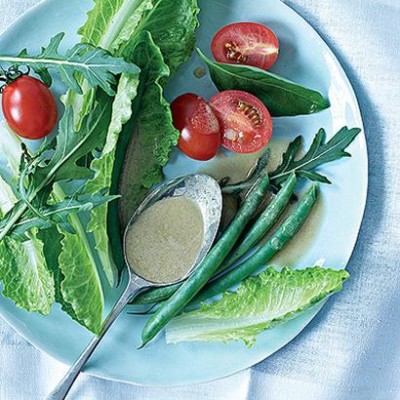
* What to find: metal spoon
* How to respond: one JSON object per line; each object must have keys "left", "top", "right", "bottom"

{"left": 47, "top": 174, "right": 222, "bottom": 400}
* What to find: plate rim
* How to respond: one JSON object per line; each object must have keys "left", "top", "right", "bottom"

{"left": 0, "top": 0, "right": 368, "bottom": 387}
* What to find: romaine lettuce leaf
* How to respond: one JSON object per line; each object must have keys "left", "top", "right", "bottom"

{"left": 118, "top": 31, "right": 179, "bottom": 225}
{"left": 77, "top": 0, "right": 152, "bottom": 285}
{"left": 78, "top": 0, "right": 153, "bottom": 52}
{"left": 79, "top": 0, "right": 200, "bottom": 74}
{"left": 0, "top": 176, "right": 55, "bottom": 314}
{"left": 36, "top": 226, "right": 79, "bottom": 325}
{"left": 0, "top": 125, "right": 104, "bottom": 332}
{"left": 85, "top": 75, "right": 140, "bottom": 286}
{"left": 58, "top": 228, "right": 104, "bottom": 334}
{"left": 166, "top": 267, "right": 349, "bottom": 347}
{"left": 78, "top": 0, "right": 199, "bottom": 284}
{"left": 131, "top": 0, "right": 200, "bottom": 75}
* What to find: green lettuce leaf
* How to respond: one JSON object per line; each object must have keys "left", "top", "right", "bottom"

{"left": 58, "top": 228, "right": 104, "bottom": 334}
{"left": 119, "top": 31, "right": 179, "bottom": 225}
{"left": 77, "top": 0, "right": 152, "bottom": 285}
{"left": 76, "top": 0, "right": 199, "bottom": 284}
{"left": 0, "top": 176, "right": 55, "bottom": 314}
{"left": 85, "top": 75, "right": 139, "bottom": 286}
{"left": 166, "top": 267, "right": 349, "bottom": 347}
{"left": 36, "top": 201, "right": 104, "bottom": 334}
{"left": 78, "top": 0, "right": 153, "bottom": 51}
{"left": 37, "top": 227, "right": 77, "bottom": 321}
{"left": 0, "top": 125, "right": 104, "bottom": 333}
{"left": 79, "top": 0, "right": 199, "bottom": 74}
{"left": 119, "top": 0, "right": 200, "bottom": 74}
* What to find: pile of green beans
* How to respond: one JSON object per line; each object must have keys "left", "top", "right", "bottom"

{"left": 138, "top": 170, "right": 319, "bottom": 347}
{"left": 133, "top": 172, "right": 297, "bottom": 306}
{"left": 194, "top": 184, "right": 318, "bottom": 303}
{"left": 139, "top": 169, "right": 271, "bottom": 347}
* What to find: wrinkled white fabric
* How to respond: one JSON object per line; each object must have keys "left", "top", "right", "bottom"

{"left": 0, "top": 0, "right": 399, "bottom": 399}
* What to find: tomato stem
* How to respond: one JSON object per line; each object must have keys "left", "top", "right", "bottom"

{"left": 0, "top": 65, "right": 31, "bottom": 92}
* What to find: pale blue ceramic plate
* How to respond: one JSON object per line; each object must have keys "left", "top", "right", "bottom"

{"left": 0, "top": 0, "right": 367, "bottom": 386}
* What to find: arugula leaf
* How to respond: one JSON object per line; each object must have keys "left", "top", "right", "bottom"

{"left": 0, "top": 95, "right": 112, "bottom": 242}
{"left": 119, "top": 31, "right": 179, "bottom": 226}
{"left": 2, "top": 191, "right": 119, "bottom": 241}
{"left": 38, "top": 96, "right": 113, "bottom": 182}
{"left": 0, "top": 176, "right": 55, "bottom": 314}
{"left": 270, "top": 127, "right": 362, "bottom": 186}
{"left": 0, "top": 33, "right": 139, "bottom": 95}
{"left": 0, "top": 123, "right": 105, "bottom": 330}
{"left": 221, "top": 127, "right": 361, "bottom": 194}
{"left": 166, "top": 267, "right": 349, "bottom": 347}
{"left": 197, "top": 49, "right": 330, "bottom": 117}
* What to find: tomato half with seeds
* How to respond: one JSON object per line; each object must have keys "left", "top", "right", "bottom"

{"left": 210, "top": 90, "right": 273, "bottom": 154}
{"left": 211, "top": 22, "right": 279, "bottom": 70}
{"left": 171, "top": 93, "right": 221, "bottom": 161}
{"left": 2, "top": 75, "right": 58, "bottom": 140}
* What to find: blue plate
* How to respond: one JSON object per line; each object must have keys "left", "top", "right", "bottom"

{"left": 0, "top": 0, "right": 367, "bottom": 386}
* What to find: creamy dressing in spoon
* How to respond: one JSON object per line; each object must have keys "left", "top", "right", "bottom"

{"left": 125, "top": 196, "right": 204, "bottom": 284}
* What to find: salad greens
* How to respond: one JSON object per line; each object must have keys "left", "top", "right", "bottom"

{"left": 0, "top": 0, "right": 359, "bottom": 346}
{"left": 0, "top": 96, "right": 113, "bottom": 242}
{"left": 166, "top": 267, "right": 349, "bottom": 347}
{"left": 0, "top": 0, "right": 201, "bottom": 332}
{"left": 198, "top": 50, "right": 330, "bottom": 117}
{"left": 0, "top": 123, "right": 109, "bottom": 332}
{"left": 118, "top": 31, "right": 179, "bottom": 224}
{"left": 270, "top": 127, "right": 362, "bottom": 186}
{"left": 133, "top": 122, "right": 361, "bottom": 310}
{"left": 221, "top": 126, "right": 361, "bottom": 194}
{"left": 0, "top": 176, "right": 55, "bottom": 314}
{"left": 0, "top": 191, "right": 119, "bottom": 242}
{"left": 76, "top": 0, "right": 200, "bottom": 283}
{"left": 0, "top": 32, "right": 139, "bottom": 95}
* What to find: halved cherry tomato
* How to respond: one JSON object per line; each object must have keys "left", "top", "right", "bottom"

{"left": 171, "top": 93, "right": 221, "bottom": 161}
{"left": 2, "top": 75, "right": 58, "bottom": 140}
{"left": 211, "top": 22, "right": 279, "bottom": 70}
{"left": 210, "top": 90, "right": 273, "bottom": 154}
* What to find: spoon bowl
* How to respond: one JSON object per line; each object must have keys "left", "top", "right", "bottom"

{"left": 124, "top": 174, "right": 222, "bottom": 285}
{"left": 47, "top": 174, "right": 222, "bottom": 400}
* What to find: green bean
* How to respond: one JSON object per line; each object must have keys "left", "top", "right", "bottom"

{"left": 194, "top": 184, "right": 319, "bottom": 303}
{"left": 222, "top": 172, "right": 297, "bottom": 269}
{"left": 139, "top": 170, "right": 271, "bottom": 347}
{"left": 133, "top": 283, "right": 180, "bottom": 305}
{"left": 133, "top": 173, "right": 297, "bottom": 306}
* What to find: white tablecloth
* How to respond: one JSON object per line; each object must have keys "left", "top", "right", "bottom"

{"left": 0, "top": 0, "right": 399, "bottom": 399}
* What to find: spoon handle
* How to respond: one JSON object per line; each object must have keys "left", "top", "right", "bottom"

{"left": 47, "top": 280, "right": 143, "bottom": 400}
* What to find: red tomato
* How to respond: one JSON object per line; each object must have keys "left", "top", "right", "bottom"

{"left": 210, "top": 90, "right": 273, "bottom": 154}
{"left": 171, "top": 93, "right": 221, "bottom": 161}
{"left": 211, "top": 22, "right": 279, "bottom": 70}
{"left": 2, "top": 76, "right": 58, "bottom": 140}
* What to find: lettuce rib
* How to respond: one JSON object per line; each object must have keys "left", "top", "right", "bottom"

{"left": 166, "top": 267, "right": 349, "bottom": 347}
{"left": 78, "top": 0, "right": 200, "bottom": 284}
